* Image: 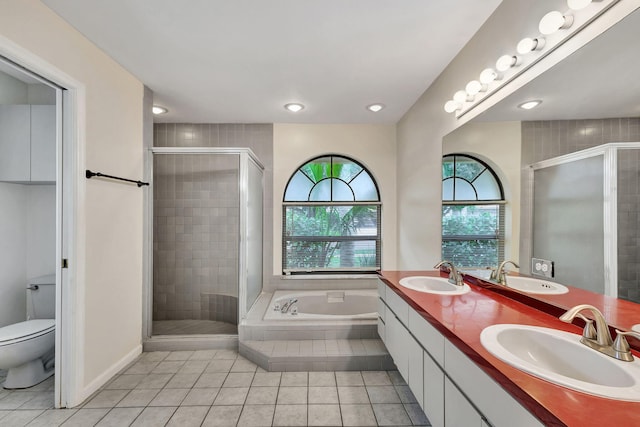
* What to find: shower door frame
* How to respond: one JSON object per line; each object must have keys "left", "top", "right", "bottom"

{"left": 144, "top": 147, "right": 264, "bottom": 340}
{"left": 523, "top": 142, "right": 640, "bottom": 298}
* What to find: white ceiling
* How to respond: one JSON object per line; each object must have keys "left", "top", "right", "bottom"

{"left": 477, "top": 7, "right": 640, "bottom": 122}
{"left": 41, "top": 0, "right": 502, "bottom": 124}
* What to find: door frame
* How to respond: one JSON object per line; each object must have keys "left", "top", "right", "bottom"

{"left": 0, "top": 37, "right": 84, "bottom": 408}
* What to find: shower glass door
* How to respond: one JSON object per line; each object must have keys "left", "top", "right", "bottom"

{"left": 152, "top": 152, "right": 240, "bottom": 335}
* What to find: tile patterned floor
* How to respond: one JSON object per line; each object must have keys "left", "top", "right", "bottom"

{"left": 0, "top": 349, "right": 430, "bottom": 426}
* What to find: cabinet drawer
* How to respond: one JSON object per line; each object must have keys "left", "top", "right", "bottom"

{"left": 386, "top": 288, "right": 409, "bottom": 326}
{"left": 409, "top": 309, "right": 445, "bottom": 366}
{"left": 444, "top": 341, "right": 543, "bottom": 427}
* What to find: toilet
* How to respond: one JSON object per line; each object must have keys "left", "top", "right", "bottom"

{"left": 0, "top": 274, "right": 56, "bottom": 389}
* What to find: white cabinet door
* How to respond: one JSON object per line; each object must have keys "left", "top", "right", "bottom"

{"left": 386, "top": 313, "right": 409, "bottom": 378}
{"left": 407, "top": 334, "right": 423, "bottom": 405}
{"left": 445, "top": 377, "right": 482, "bottom": 427}
{"left": 0, "top": 105, "right": 30, "bottom": 181}
{"left": 30, "top": 105, "right": 56, "bottom": 182}
{"left": 423, "top": 352, "right": 445, "bottom": 427}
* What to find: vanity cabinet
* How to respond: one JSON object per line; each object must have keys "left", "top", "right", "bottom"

{"left": 0, "top": 105, "right": 56, "bottom": 182}
{"left": 378, "top": 279, "right": 543, "bottom": 427}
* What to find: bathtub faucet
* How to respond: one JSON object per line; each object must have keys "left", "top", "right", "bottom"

{"left": 280, "top": 298, "right": 298, "bottom": 313}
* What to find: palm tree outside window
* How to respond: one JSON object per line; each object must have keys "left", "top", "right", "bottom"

{"left": 442, "top": 154, "right": 505, "bottom": 268}
{"left": 283, "top": 155, "right": 381, "bottom": 274}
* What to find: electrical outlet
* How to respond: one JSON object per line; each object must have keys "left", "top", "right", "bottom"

{"left": 531, "top": 258, "right": 554, "bottom": 278}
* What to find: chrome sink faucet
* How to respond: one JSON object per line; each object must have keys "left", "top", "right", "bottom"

{"left": 490, "top": 260, "right": 519, "bottom": 286}
{"left": 434, "top": 261, "right": 463, "bottom": 286}
{"left": 559, "top": 304, "right": 635, "bottom": 362}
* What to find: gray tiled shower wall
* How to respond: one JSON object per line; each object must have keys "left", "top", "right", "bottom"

{"left": 153, "top": 124, "right": 274, "bottom": 321}
{"left": 521, "top": 117, "right": 640, "bottom": 303}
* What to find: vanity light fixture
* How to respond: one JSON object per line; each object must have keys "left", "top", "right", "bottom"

{"left": 366, "top": 103, "right": 385, "bottom": 112}
{"left": 284, "top": 103, "right": 305, "bottom": 113}
{"left": 567, "top": 0, "right": 599, "bottom": 11}
{"left": 539, "top": 11, "right": 574, "bottom": 35}
{"left": 465, "top": 80, "right": 487, "bottom": 96}
{"left": 479, "top": 68, "right": 500, "bottom": 85}
{"left": 517, "top": 37, "right": 546, "bottom": 55}
{"left": 496, "top": 54, "right": 519, "bottom": 72}
{"left": 444, "top": 3, "right": 600, "bottom": 116}
{"left": 518, "top": 100, "right": 542, "bottom": 110}
{"left": 152, "top": 105, "right": 168, "bottom": 115}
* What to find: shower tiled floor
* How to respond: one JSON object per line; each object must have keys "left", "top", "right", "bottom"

{"left": 153, "top": 320, "right": 238, "bottom": 335}
{"left": 0, "top": 349, "right": 430, "bottom": 426}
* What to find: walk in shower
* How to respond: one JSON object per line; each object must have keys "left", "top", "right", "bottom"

{"left": 150, "top": 148, "right": 263, "bottom": 337}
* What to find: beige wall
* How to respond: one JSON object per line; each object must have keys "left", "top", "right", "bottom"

{"left": 442, "top": 121, "right": 522, "bottom": 262}
{"left": 0, "top": 0, "right": 144, "bottom": 405}
{"left": 273, "top": 123, "right": 397, "bottom": 274}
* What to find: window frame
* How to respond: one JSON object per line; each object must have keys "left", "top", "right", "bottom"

{"left": 441, "top": 154, "right": 506, "bottom": 267}
{"left": 282, "top": 154, "right": 382, "bottom": 275}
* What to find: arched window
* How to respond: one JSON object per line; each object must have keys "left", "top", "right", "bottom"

{"left": 442, "top": 154, "right": 505, "bottom": 268}
{"left": 283, "top": 155, "right": 381, "bottom": 274}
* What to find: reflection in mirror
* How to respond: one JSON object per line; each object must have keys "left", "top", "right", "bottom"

{"left": 443, "top": 8, "right": 640, "bottom": 307}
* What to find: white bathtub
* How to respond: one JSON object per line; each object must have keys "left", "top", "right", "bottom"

{"left": 263, "top": 289, "right": 378, "bottom": 320}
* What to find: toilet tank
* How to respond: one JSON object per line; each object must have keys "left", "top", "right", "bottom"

{"left": 27, "top": 274, "right": 56, "bottom": 319}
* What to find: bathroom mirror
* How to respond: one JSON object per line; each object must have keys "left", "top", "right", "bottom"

{"left": 443, "top": 7, "right": 640, "bottom": 327}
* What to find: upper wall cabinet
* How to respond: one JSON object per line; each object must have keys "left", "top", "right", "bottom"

{"left": 0, "top": 104, "right": 55, "bottom": 183}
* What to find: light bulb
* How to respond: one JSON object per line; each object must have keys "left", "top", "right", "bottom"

{"left": 453, "top": 90, "right": 469, "bottom": 104}
{"left": 496, "top": 55, "right": 518, "bottom": 72}
{"left": 366, "top": 103, "right": 384, "bottom": 112}
{"left": 479, "top": 68, "right": 499, "bottom": 84}
{"left": 465, "top": 80, "right": 485, "bottom": 96}
{"left": 539, "top": 11, "right": 574, "bottom": 35}
{"left": 444, "top": 100, "right": 461, "bottom": 113}
{"left": 517, "top": 37, "right": 545, "bottom": 54}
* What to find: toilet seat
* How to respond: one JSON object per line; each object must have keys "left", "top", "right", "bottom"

{"left": 0, "top": 319, "right": 55, "bottom": 347}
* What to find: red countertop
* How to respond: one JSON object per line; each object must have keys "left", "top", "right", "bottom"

{"left": 379, "top": 270, "right": 640, "bottom": 427}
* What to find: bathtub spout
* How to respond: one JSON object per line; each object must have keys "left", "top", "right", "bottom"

{"left": 281, "top": 298, "right": 298, "bottom": 313}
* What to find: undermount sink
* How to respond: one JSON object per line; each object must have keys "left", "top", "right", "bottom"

{"left": 481, "top": 324, "right": 640, "bottom": 401}
{"left": 398, "top": 276, "right": 470, "bottom": 295}
{"left": 504, "top": 276, "right": 569, "bottom": 295}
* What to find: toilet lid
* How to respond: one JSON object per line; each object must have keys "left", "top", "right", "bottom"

{"left": 0, "top": 319, "right": 55, "bottom": 344}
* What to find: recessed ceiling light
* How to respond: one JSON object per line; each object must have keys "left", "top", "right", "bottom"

{"left": 284, "top": 103, "right": 305, "bottom": 113}
{"left": 152, "top": 105, "right": 168, "bottom": 115}
{"left": 518, "top": 100, "right": 542, "bottom": 110}
{"left": 367, "top": 103, "right": 385, "bottom": 112}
